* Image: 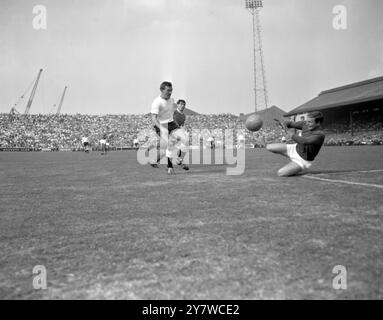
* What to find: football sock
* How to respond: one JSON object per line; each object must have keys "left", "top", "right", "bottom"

{"left": 167, "top": 157, "right": 173, "bottom": 168}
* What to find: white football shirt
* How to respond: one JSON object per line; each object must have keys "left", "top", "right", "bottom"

{"left": 151, "top": 96, "right": 176, "bottom": 124}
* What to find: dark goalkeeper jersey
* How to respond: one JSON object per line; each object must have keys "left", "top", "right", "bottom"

{"left": 173, "top": 109, "right": 186, "bottom": 127}
{"left": 286, "top": 121, "right": 325, "bottom": 161}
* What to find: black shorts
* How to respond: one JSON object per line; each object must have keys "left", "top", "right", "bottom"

{"left": 83, "top": 142, "right": 89, "bottom": 147}
{"left": 154, "top": 121, "right": 179, "bottom": 137}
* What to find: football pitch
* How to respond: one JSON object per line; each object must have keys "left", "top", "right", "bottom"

{"left": 0, "top": 146, "right": 382, "bottom": 299}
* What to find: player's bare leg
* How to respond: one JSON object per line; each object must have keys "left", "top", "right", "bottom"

{"left": 266, "top": 143, "right": 288, "bottom": 158}
{"left": 147, "top": 136, "right": 163, "bottom": 167}
{"left": 165, "top": 147, "right": 175, "bottom": 175}
{"left": 167, "top": 158, "right": 175, "bottom": 175}
{"left": 147, "top": 142, "right": 160, "bottom": 167}
{"left": 172, "top": 129, "right": 189, "bottom": 171}
{"left": 176, "top": 150, "right": 189, "bottom": 171}
{"left": 148, "top": 131, "right": 169, "bottom": 168}
{"left": 150, "top": 149, "right": 166, "bottom": 168}
{"left": 277, "top": 161, "right": 303, "bottom": 177}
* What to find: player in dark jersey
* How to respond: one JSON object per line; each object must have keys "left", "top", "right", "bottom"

{"left": 173, "top": 99, "right": 186, "bottom": 127}
{"left": 266, "top": 111, "right": 325, "bottom": 176}
{"left": 171, "top": 99, "right": 189, "bottom": 171}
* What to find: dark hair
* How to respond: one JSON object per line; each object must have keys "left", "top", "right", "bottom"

{"left": 177, "top": 99, "right": 186, "bottom": 105}
{"left": 307, "top": 111, "right": 324, "bottom": 124}
{"left": 160, "top": 81, "right": 172, "bottom": 91}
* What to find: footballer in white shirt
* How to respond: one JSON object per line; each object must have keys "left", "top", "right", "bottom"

{"left": 81, "top": 136, "right": 90, "bottom": 153}
{"left": 99, "top": 134, "right": 108, "bottom": 155}
{"left": 148, "top": 81, "right": 180, "bottom": 174}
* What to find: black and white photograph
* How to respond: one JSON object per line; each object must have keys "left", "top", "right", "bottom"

{"left": 1, "top": 0, "right": 382, "bottom": 303}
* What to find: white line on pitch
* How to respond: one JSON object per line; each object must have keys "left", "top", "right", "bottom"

{"left": 303, "top": 175, "right": 383, "bottom": 189}
{"left": 351, "top": 169, "right": 383, "bottom": 174}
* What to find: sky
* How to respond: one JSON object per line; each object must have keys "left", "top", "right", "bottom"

{"left": 0, "top": 0, "right": 382, "bottom": 115}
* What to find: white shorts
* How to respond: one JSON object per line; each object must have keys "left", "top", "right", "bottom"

{"left": 286, "top": 144, "right": 313, "bottom": 170}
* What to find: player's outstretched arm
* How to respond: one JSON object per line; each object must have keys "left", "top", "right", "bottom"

{"left": 286, "top": 121, "right": 304, "bottom": 130}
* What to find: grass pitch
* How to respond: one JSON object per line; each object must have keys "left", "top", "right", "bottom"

{"left": 0, "top": 146, "right": 382, "bottom": 299}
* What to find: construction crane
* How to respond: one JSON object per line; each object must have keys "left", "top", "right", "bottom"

{"left": 24, "top": 68, "right": 43, "bottom": 114}
{"left": 9, "top": 69, "right": 42, "bottom": 115}
{"left": 56, "top": 86, "right": 68, "bottom": 114}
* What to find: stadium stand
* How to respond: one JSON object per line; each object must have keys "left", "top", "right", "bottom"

{"left": 0, "top": 113, "right": 287, "bottom": 150}
{"left": 1, "top": 76, "right": 383, "bottom": 151}
{"left": 1, "top": 112, "right": 382, "bottom": 151}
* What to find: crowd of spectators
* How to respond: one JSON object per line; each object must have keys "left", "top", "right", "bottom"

{"left": 325, "top": 131, "right": 383, "bottom": 146}
{"left": 1, "top": 113, "right": 382, "bottom": 150}
{"left": 325, "top": 119, "right": 383, "bottom": 134}
{"left": 323, "top": 114, "right": 383, "bottom": 145}
{"left": 0, "top": 114, "right": 151, "bottom": 149}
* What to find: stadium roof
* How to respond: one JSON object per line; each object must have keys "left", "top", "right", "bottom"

{"left": 285, "top": 76, "right": 383, "bottom": 116}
